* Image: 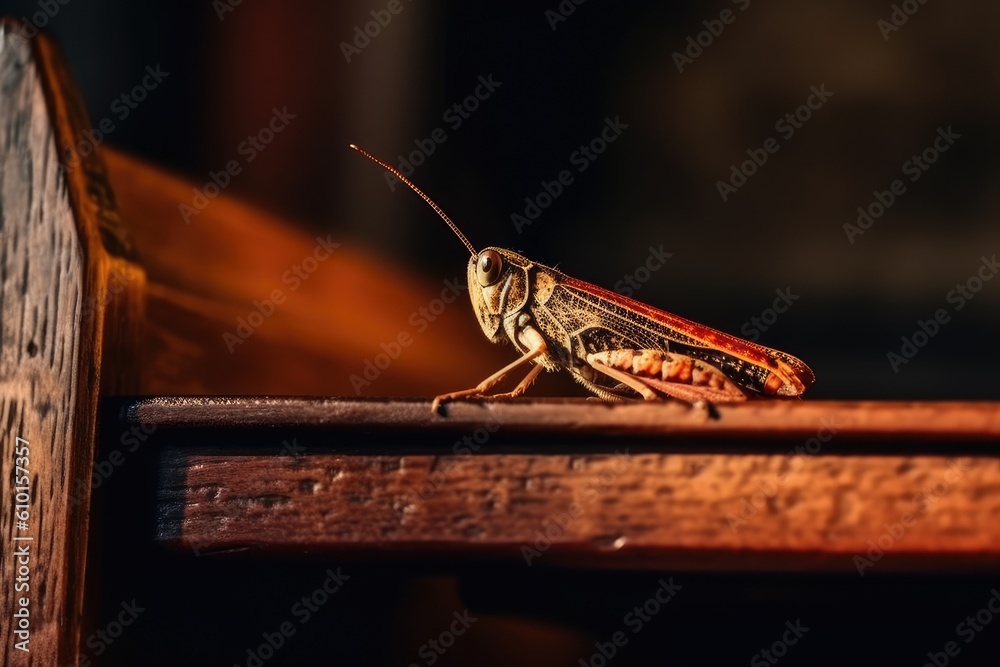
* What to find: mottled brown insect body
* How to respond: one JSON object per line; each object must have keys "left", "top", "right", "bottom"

{"left": 350, "top": 145, "right": 815, "bottom": 411}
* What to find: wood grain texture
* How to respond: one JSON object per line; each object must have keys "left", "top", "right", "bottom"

{"left": 157, "top": 449, "right": 994, "bottom": 571}
{"left": 140, "top": 397, "right": 1000, "bottom": 570}
{"left": 0, "top": 23, "right": 143, "bottom": 666}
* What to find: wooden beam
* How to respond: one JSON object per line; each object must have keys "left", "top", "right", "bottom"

{"left": 0, "top": 22, "right": 144, "bottom": 666}
{"left": 125, "top": 396, "right": 1000, "bottom": 440}
{"left": 128, "top": 398, "right": 1000, "bottom": 571}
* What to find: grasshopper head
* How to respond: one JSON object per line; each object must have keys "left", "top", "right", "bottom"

{"left": 467, "top": 247, "right": 531, "bottom": 344}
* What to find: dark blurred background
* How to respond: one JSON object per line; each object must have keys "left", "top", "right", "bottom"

{"left": 9, "top": 1, "right": 1000, "bottom": 665}
{"left": 9, "top": 0, "right": 1000, "bottom": 399}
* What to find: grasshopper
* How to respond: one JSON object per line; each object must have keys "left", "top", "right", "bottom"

{"left": 350, "top": 145, "right": 815, "bottom": 412}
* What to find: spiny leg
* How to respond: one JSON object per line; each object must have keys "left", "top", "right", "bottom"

{"left": 572, "top": 372, "right": 629, "bottom": 402}
{"left": 488, "top": 362, "right": 544, "bottom": 400}
{"left": 588, "top": 350, "right": 748, "bottom": 405}
{"left": 588, "top": 359, "right": 659, "bottom": 400}
{"left": 638, "top": 374, "right": 748, "bottom": 404}
{"left": 588, "top": 358, "right": 747, "bottom": 412}
{"left": 431, "top": 332, "right": 547, "bottom": 413}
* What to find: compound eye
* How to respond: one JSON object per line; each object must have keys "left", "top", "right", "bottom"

{"left": 477, "top": 249, "right": 503, "bottom": 287}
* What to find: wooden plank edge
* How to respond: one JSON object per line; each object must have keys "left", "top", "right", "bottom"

{"left": 0, "top": 21, "right": 145, "bottom": 667}
{"left": 120, "top": 397, "right": 1000, "bottom": 440}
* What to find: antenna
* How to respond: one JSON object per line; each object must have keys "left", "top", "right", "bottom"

{"left": 349, "top": 144, "right": 477, "bottom": 257}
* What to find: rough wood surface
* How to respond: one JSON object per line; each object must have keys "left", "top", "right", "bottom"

{"left": 125, "top": 396, "right": 1000, "bottom": 440}
{"left": 0, "top": 23, "right": 143, "bottom": 666}
{"left": 157, "top": 450, "right": 991, "bottom": 571}
{"left": 138, "top": 397, "right": 1000, "bottom": 570}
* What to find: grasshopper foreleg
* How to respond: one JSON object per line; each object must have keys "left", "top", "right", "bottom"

{"left": 431, "top": 326, "right": 548, "bottom": 413}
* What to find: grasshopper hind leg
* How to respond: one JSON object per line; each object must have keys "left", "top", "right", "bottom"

{"left": 586, "top": 360, "right": 661, "bottom": 400}
{"left": 586, "top": 349, "right": 748, "bottom": 405}
{"left": 569, "top": 370, "right": 631, "bottom": 402}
